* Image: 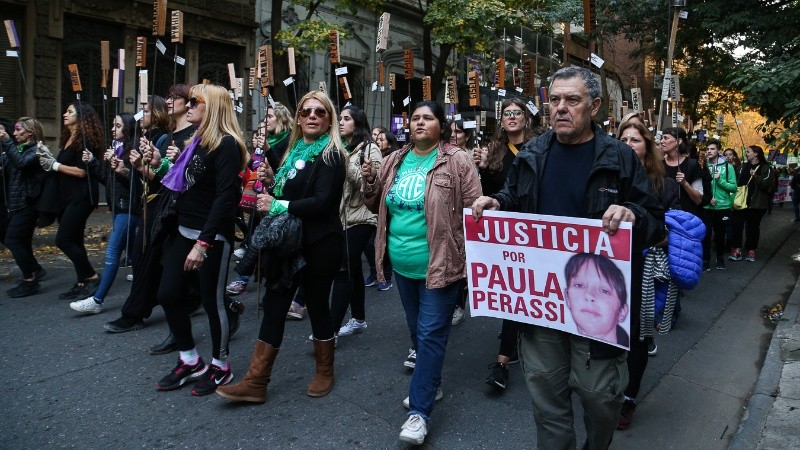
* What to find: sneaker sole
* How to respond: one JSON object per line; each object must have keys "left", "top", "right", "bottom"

{"left": 399, "top": 433, "right": 425, "bottom": 445}
{"left": 377, "top": 285, "right": 393, "bottom": 291}
{"left": 103, "top": 322, "right": 145, "bottom": 333}
{"left": 286, "top": 313, "right": 304, "bottom": 320}
{"left": 486, "top": 378, "right": 506, "bottom": 389}
{"left": 226, "top": 289, "right": 246, "bottom": 295}
{"left": 404, "top": 362, "right": 416, "bottom": 369}
{"left": 71, "top": 307, "right": 103, "bottom": 315}
{"left": 7, "top": 290, "right": 40, "bottom": 299}
{"left": 156, "top": 367, "right": 208, "bottom": 391}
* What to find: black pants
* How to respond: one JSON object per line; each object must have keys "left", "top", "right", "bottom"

{"left": 157, "top": 232, "right": 232, "bottom": 359}
{"left": 365, "top": 229, "right": 392, "bottom": 279}
{"left": 498, "top": 319, "right": 520, "bottom": 358}
{"left": 259, "top": 232, "right": 342, "bottom": 347}
{"left": 56, "top": 200, "right": 96, "bottom": 281}
{"left": 5, "top": 205, "right": 42, "bottom": 279}
{"left": 624, "top": 331, "right": 649, "bottom": 399}
{"left": 730, "top": 208, "right": 767, "bottom": 251}
{"left": 701, "top": 208, "right": 731, "bottom": 262}
{"left": 330, "top": 224, "right": 374, "bottom": 330}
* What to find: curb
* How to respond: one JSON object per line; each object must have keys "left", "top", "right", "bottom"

{"left": 728, "top": 274, "right": 800, "bottom": 449}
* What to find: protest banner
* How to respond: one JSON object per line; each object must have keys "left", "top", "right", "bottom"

{"left": 464, "top": 209, "right": 633, "bottom": 349}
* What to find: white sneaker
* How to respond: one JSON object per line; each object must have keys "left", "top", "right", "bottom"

{"left": 126, "top": 274, "right": 133, "bottom": 282}
{"left": 452, "top": 306, "right": 466, "bottom": 325}
{"left": 70, "top": 296, "right": 104, "bottom": 314}
{"left": 403, "top": 386, "right": 443, "bottom": 409}
{"left": 337, "top": 318, "right": 367, "bottom": 336}
{"left": 286, "top": 301, "right": 305, "bottom": 320}
{"left": 233, "top": 247, "right": 247, "bottom": 259}
{"left": 399, "top": 414, "right": 428, "bottom": 445}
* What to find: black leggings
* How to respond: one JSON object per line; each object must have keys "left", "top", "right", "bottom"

{"left": 330, "top": 224, "right": 374, "bottom": 329}
{"left": 5, "top": 205, "right": 42, "bottom": 278}
{"left": 157, "top": 233, "right": 232, "bottom": 359}
{"left": 259, "top": 233, "right": 342, "bottom": 347}
{"left": 56, "top": 200, "right": 96, "bottom": 281}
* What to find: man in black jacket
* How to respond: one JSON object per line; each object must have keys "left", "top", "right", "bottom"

{"left": 472, "top": 66, "right": 664, "bottom": 449}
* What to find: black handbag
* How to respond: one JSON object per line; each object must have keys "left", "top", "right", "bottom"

{"left": 249, "top": 213, "right": 303, "bottom": 254}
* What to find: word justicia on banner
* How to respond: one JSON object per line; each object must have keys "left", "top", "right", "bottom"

{"left": 464, "top": 209, "right": 633, "bottom": 350}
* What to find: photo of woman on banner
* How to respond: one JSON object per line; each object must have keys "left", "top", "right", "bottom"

{"left": 564, "top": 252, "right": 630, "bottom": 347}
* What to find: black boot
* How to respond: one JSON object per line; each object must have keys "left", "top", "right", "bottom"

{"left": 150, "top": 332, "right": 178, "bottom": 355}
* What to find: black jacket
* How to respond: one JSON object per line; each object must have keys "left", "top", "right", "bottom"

{"left": 492, "top": 122, "right": 665, "bottom": 358}
{"left": 87, "top": 158, "right": 143, "bottom": 215}
{"left": 1, "top": 139, "right": 45, "bottom": 212}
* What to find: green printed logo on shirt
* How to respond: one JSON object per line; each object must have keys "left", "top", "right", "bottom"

{"left": 385, "top": 149, "right": 438, "bottom": 279}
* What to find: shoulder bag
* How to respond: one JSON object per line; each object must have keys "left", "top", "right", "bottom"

{"left": 733, "top": 165, "right": 757, "bottom": 210}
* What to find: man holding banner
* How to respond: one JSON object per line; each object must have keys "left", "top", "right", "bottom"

{"left": 471, "top": 66, "right": 663, "bottom": 449}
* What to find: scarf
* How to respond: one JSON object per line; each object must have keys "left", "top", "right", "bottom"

{"left": 273, "top": 134, "right": 330, "bottom": 198}
{"left": 161, "top": 135, "right": 200, "bottom": 192}
{"left": 267, "top": 130, "right": 289, "bottom": 149}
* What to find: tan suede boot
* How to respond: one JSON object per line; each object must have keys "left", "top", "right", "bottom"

{"left": 307, "top": 338, "right": 335, "bottom": 397}
{"left": 216, "top": 340, "right": 278, "bottom": 403}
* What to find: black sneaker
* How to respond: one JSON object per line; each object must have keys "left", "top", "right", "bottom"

{"left": 104, "top": 316, "right": 145, "bottom": 333}
{"left": 77, "top": 276, "right": 101, "bottom": 298}
{"left": 716, "top": 258, "right": 726, "bottom": 270}
{"left": 404, "top": 348, "right": 416, "bottom": 369}
{"left": 33, "top": 267, "right": 47, "bottom": 282}
{"left": 702, "top": 262, "right": 711, "bottom": 272}
{"left": 59, "top": 283, "right": 85, "bottom": 300}
{"left": 7, "top": 280, "right": 40, "bottom": 298}
{"left": 190, "top": 364, "right": 232, "bottom": 396}
{"left": 156, "top": 358, "right": 208, "bottom": 391}
{"left": 486, "top": 362, "right": 509, "bottom": 390}
{"left": 647, "top": 339, "right": 658, "bottom": 356}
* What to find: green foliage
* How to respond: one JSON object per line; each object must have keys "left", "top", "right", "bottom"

{"left": 274, "top": 19, "right": 348, "bottom": 56}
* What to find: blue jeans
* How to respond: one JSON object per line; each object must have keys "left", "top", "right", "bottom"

{"left": 94, "top": 213, "right": 142, "bottom": 301}
{"left": 394, "top": 272, "right": 463, "bottom": 422}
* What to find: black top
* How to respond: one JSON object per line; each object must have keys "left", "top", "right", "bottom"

{"left": 171, "top": 125, "right": 195, "bottom": 152}
{"left": 265, "top": 136, "right": 290, "bottom": 171}
{"left": 175, "top": 135, "right": 243, "bottom": 243}
{"left": 539, "top": 139, "right": 595, "bottom": 217}
{"left": 663, "top": 158, "right": 708, "bottom": 214}
{"left": 273, "top": 148, "right": 345, "bottom": 245}
{"left": 56, "top": 144, "right": 99, "bottom": 208}
{"left": 479, "top": 143, "right": 519, "bottom": 196}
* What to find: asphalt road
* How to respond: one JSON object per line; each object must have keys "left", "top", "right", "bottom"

{"left": 2, "top": 206, "right": 798, "bottom": 448}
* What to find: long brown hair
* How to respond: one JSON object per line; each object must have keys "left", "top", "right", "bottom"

{"left": 618, "top": 121, "right": 664, "bottom": 195}
{"left": 60, "top": 101, "right": 104, "bottom": 158}
{"left": 486, "top": 98, "right": 534, "bottom": 174}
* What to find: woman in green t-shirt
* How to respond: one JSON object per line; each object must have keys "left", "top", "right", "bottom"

{"left": 361, "top": 101, "right": 482, "bottom": 445}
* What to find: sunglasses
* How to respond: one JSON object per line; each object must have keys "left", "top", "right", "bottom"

{"left": 299, "top": 107, "right": 329, "bottom": 119}
{"left": 188, "top": 96, "right": 206, "bottom": 108}
{"left": 502, "top": 109, "right": 524, "bottom": 118}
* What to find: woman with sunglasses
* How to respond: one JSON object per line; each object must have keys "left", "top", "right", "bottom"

{"left": 474, "top": 98, "right": 537, "bottom": 392}
{"left": 217, "top": 91, "right": 347, "bottom": 403}
{"left": 0, "top": 117, "right": 48, "bottom": 298}
{"left": 102, "top": 84, "right": 201, "bottom": 340}
{"left": 37, "top": 101, "right": 104, "bottom": 300}
{"left": 329, "top": 104, "right": 383, "bottom": 341}
{"left": 360, "top": 101, "right": 481, "bottom": 444}
{"left": 152, "top": 84, "right": 247, "bottom": 396}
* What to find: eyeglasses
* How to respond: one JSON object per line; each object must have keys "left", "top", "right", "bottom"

{"left": 502, "top": 109, "right": 524, "bottom": 118}
{"left": 188, "top": 96, "right": 206, "bottom": 108}
{"left": 299, "top": 107, "right": 329, "bottom": 119}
